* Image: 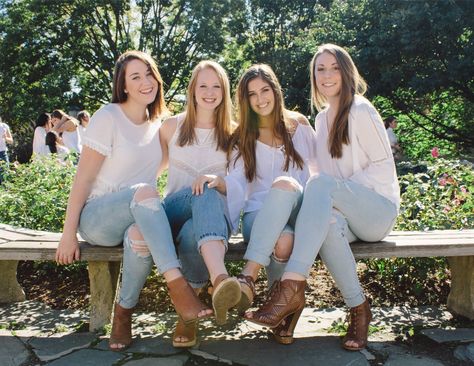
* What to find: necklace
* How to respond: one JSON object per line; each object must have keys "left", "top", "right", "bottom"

{"left": 196, "top": 127, "right": 214, "bottom": 146}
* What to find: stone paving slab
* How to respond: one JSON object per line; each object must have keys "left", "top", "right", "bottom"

{"left": 122, "top": 355, "right": 188, "bottom": 366}
{"left": 28, "top": 332, "right": 98, "bottom": 361}
{"left": 200, "top": 336, "right": 369, "bottom": 366}
{"left": 47, "top": 349, "right": 124, "bottom": 366}
{"left": 95, "top": 336, "right": 182, "bottom": 356}
{"left": 370, "top": 343, "right": 444, "bottom": 366}
{"left": 420, "top": 328, "right": 474, "bottom": 343}
{"left": 0, "top": 329, "right": 30, "bottom": 366}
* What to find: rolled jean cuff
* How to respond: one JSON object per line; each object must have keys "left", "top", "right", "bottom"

{"left": 187, "top": 278, "right": 209, "bottom": 289}
{"left": 344, "top": 293, "right": 366, "bottom": 308}
{"left": 284, "top": 260, "right": 312, "bottom": 278}
{"left": 243, "top": 250, "right": 271, "bottom": 267}
{"left": 156, "top": 259, "right": 182, "bottom": 274}
{"left": 197, "top": 235, "right": 228, "bottom": 252}
{"left": 117, "top": 297, "right": 138, "bottom": 309}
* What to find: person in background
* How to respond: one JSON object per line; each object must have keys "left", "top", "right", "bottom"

{"left": 384, "top": 116, "right": 402, "bottom": 161}
{"left": 77, "top": 110, "right": 90, "bottom": 142}
{"left": 51, "top": 109, "right": 82, "bottom": 153}
{"left": 45, "top": 131, "right": 70, "bottom": 162}
{"left": 32, "top": 112, "right": 52, "bottom": 157}
{"left": 0, "top": 117, "right": 13, "bottom": 183}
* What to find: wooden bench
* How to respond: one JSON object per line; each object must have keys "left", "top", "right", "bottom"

{"left": 1, "top": 223, "right": 474, "bottom": 331}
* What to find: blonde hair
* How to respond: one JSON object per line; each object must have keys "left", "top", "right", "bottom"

{"left": 112, "top": 50, "right": 168, "bottom": 121}
{"left": 178, "top": 60, "right": 233, "bottom": 151}
{"left": 230, "top": 64, "right": 303, "bottom": 181}
{"left": 310, "top": 44, "right": 367, "bottom": 158}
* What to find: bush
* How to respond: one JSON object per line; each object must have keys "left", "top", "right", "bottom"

{"left": 0, "top": 155, "right": 76, "bottom": 231}
{"left": 363, "top": 158, "right": 474, "bottom": 306}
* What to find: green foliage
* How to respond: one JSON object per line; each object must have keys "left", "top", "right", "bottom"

{"left": 0, "top": 155, "right": 76, "bottom": 231}
{"left": 363, "top": 158, "right": 474, "bottom": 306}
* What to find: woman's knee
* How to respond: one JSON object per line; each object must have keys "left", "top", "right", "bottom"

{"left": 124, "top": 224, "right": 151, "bottom": 258}
{"left": 271, "top": 176, "right": 301, "bottom": 192}
{"left": 273, "top": 233, "right": 294, "bottom": 261}
{"left": 133, "top": 183, "right": 160, "bottom": 202}
{"left": 306, "top": 173, "right": 336, "bottom": 193}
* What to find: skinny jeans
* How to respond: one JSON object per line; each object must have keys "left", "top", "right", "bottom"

{"left": 287, "top": 173, "right": 398, "bottom": 307}
{"left": 243, "top": 178, "right": 303, "bottom": 287}
{"left": 78, "top": 183, "right": 180, "bottom": 309}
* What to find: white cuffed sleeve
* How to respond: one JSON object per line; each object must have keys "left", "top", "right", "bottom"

{"left": 81, "top": 106, "right": 114, "bottom": 157}
{"left": 224, "top": 151, "right": 248, "bottom": 233}
{"left": 349, "top": 99, "right": 396, "bottom": 188}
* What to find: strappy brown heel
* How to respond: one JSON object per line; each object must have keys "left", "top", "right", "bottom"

{"left": 212, "top": 274, "right": 241, "bottom": 325}
{"left": 109, "top": 303, "right": 134, "bottom": 351}
{"left": 342, "top": 299, "right": 372, "bottom": 351}
{"left": 244, "top": 279, "right": 305, "bottom": 343}
{"left": 167, "top": 276, "right": 213, "bottom": 324}
{"left": 235, "top": 274, "right": 256, "bottom": 314}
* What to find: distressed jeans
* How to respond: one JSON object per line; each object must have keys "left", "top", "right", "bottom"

{"left": 78, "top": 183, "right": 180, "bottom": 309}
{"left": 243, "top": 180, "right": 303, "bottom": 288}
{"left": 163, "top": 185, "right": 229, "bottom": 288}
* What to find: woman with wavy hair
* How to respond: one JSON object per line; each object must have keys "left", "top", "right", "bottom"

{"left": 56, "top": 50, "right": 212, "bottom": 351}
{"left": 208, "top": 63, "right": 317, "bottom": 343}
{"left": 246, "top": 44, "right": 399, "bottom": 351}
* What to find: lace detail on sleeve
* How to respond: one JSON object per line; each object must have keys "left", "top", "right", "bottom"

{"left": 82, "top": 136, "right": 112, "bottom": 157}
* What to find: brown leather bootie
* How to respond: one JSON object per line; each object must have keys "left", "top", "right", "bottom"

{"left": 109, "top": 303, "right": 134, "bottom": 351}
{"left": 342, "top": 299, "right": 372, "bottom": 351}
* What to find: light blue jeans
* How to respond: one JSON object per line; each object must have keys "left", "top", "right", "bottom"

{"left": 287, "top": 173, "right": 398, "bottom": 307}
{"left": 78, "top": 183, "right": 180, "bottom": 309}
{"left": 243, "top": 183, "right": 303, "bottom": 288}
{"left": 163, "top": 185, "right": 229, "bottom": 288}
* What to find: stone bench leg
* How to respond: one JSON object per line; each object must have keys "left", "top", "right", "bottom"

{"left": 88, "top": 261, "right": 121, "bottom": 331}
{"left": 447, "top": 256, "right": 474, "bottom": 319}
{"left": 0, "top": 260, "right": 26, "bottom": 303}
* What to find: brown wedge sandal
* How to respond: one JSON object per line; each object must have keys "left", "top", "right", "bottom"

{"left": 244, "top": 279, "right": 305, "bottom": 343}
{"left": 235, "top": 274, "right": 256, "bottom": 314}
{"left": 342, "top": 299, "right": 372, "bottom": 351}
{"left": 167, "top": 276, "right": 213, "bottom": 324}
{"left": 109, "top": 303, "right": 134, "bottom": 351}
{"left": 212, "top": 274, "right": 241, "bottom": 325}
{"left": 173, "top": 318, "right": 198, "bottom": 348}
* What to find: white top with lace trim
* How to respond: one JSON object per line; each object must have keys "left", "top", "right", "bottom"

{"left": 82, "top": 103, "right": 162, "bottom": 201}
{"left": 166, "top": 115, "right": 227, "bottom": 196}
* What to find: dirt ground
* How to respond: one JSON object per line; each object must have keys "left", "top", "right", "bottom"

{"left": 16, "top": 260, "right": 450, "bottom": 313}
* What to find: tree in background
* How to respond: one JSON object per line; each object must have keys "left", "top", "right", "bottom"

{"left": 0, "top": 0, "right": 472, "bottom": 161}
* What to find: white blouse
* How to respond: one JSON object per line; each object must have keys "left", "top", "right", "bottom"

{"left": 82, "top": 103, "right": 162, "bottom": 201}
{"left": 32, "top": 126, "right": 48, "bottom": 156}
{"left": 225, "top": 123, "right": 318, "bottom": 232}
{"left": 166, "top": 115, "right": 227, "bottom": 195}
{"left": 314, "top": 95, "right": 400, "bottom": 209}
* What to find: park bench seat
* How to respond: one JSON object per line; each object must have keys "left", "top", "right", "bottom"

{"left": 1, "top": 223, "right": 474, "bottom": 331}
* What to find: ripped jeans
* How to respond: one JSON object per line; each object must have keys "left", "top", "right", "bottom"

{"left": 243, "top": 181, "right": 303, "bottom": 288}
{"left": 78, "top": 183, "right": 180, "bottom": 309}
{"left": 163, "top": 185, "right": 229, "bottom": 288}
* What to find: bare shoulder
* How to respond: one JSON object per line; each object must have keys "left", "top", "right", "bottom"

{"left": 160, "top": 114, "right": 180, "bottom": 141}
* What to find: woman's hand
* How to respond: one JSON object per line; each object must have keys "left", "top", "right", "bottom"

{"left": 55, "top": 232, "right": 81, "bottom": 265}
{"left": 192, "top": 174, "right": 226, "bottom": 195}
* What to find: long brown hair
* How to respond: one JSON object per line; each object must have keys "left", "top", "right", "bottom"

{"left": 230, "top": 64, "right": 303, "bottom": 181}
{"left": 310, "top": 44, "right": 367, "bottom": 158}
{"left": 112, "top": 50, "right": 168, "bottom": 121}
{"left": 178, "top": 60, "right": 233, "bottom": 151}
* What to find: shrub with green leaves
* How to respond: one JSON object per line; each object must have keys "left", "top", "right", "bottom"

{"left": 0, "top": 155, "right": 76, "bottom": 231}
{"left": 363, "top": 158, "right": 474, "bottom": 306}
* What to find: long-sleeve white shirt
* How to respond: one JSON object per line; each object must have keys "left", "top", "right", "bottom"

{"left": 314, "top": 95, "right": 400, "bottom": 209}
